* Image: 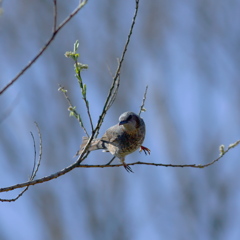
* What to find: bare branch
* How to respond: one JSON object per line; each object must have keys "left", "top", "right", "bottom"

{"left": 78, "top": 140, "right": 240, "bottom": 169}
{"left": 74, "top": 0, "right": 141, "bottom": 164}
{"left": 1, "top": 138, "right": 239, "bottom": 194}
{"left": 0, "top": 162, "right": 78, "bottom": 193}
{"left": 31, "top": 122, "right": 43, "bottom": 179}
{"left": 0, "top": 122, "right": 42, "bottom": 201}
{"left": 94, "top": 0, "right": 140, "bottom": 138}
{"left": 0, "top": 0, "right": 88, "bottom": 95}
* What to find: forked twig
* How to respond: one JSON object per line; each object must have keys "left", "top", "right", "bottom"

{"left": 0, "top": 122, "right": 42, "bottom": 202}
{"left": 59, "top": 85, "right": 89, "bottom": 137}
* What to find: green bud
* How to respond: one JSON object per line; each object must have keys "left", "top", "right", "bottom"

{"left": 64, "top": 51, "right": 72, "bottom": 58}
{"left": 219, "top": 145, "right": 225, "bottom": 156}
{"left": 58, "top": 87, "right": 67, "bottom": 93}
{"left": 82, "top": 84, "right": 87, "bottom": 97}
{"left": 74, "top": 40, "right": 79, "bottom": 53}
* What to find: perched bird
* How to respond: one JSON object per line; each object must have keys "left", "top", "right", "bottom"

{"left": 76, "top": 111, "right": 150, "bottom": 172}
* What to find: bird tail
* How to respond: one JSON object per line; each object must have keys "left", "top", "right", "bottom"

{"left": 75, "top": 137, "right": 107, "bottom": 156}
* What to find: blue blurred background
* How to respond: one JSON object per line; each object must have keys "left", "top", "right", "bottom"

{"left": 1, "top": 0, "right": 240, "bottom": 239}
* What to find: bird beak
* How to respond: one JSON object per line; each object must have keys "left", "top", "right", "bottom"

{"left": 119, "top": 120, "right": 128, "bottom": 126}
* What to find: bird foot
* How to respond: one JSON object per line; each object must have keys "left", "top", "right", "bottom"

{"left": 139, "top": 146, "right": 151, "bottom": 155}
{"left": 123, "top": 163, "right": 134, "bottom": 173}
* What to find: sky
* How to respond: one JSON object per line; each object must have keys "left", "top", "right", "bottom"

{"left": 1, "top": 0, "right": 240, "bottom": 240}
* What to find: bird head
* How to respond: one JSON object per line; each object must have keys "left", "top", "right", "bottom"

{"left": 118, "top": 112, "right": 141, "bottom": 131}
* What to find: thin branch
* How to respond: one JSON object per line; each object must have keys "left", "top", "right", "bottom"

{"left": 78, "top": 141, "right": 240, "bottom": 169}
{"left": 81, "top": 140, "right": 240, "bottom": 169}
{"left": 0, "top": 162, "right": 78, "bottom": 193}
{"left": 76, "top": 0, "right": 141, "bottom": 163}
{"left": 139, "top": 85, "right": 148, "bottom": 116}
{"left": 0, "top": 0, "right": 88, "bottom": 95}
{"left": 116, "top": 0, "right": 139, "bottom": 82}
{"left": 94, "top": 0, "right": 140, "bottom": 138}
{"left": 59, "top": 85, "right": 89, "bottom": 137}
{"left": 74, "top": 60, "right": 94, "bottom": 132}
{"left": 106, "top": 67, "right": 121, "bottom": 110}
{"left": 0, "top": 122, "right": 42, "bottom": 202}
{"left": 1, "top": 139, "right": 239, "bottom": 193}
{"left": 31, "top": 122, "right": 43, "bottom": 179}
{"left": 0, "top": 131, "right": 36, "bottom": 202}
{"left": 29, "top": 131, "right": 37, "bottom": 178}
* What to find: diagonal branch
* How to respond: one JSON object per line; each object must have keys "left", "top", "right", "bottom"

{"left": 0, "top": 162, "right": 78, "bottom": 193}
{"left": 0, "top": 0, "right": 88, "bottom": 95}
{"left": 94, "top": 0, "right": 140, "bottom": 138}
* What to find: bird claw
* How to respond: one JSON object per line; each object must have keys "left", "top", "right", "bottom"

{"left": 139, "top": 146, "right": 151, "bottom": 155}
{"left": 123, "top": 163, "right": 134, "bottom": 173}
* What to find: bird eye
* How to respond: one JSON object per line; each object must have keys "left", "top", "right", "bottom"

{"left": 126, "top": 115, "right": 132, "bottom": 121}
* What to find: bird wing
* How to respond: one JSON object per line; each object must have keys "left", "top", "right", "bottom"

{"left": 101, "top": 124, "right": 121, "bottom": 143}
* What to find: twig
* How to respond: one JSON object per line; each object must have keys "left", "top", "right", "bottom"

{"left": 139, "top": 85, "right": 148, "bottom": 116}
{"left": 76, "top": 0, "right": 141, "bottom": 162}
{"left": 0, "top": 162, "right": 78, "bottom": 193}
{"left": 59, "top": 85, "right": 89, "bottom": 137}
{"left": 106, "top": 66, "right": 121, "bottom": 110}
{"left": 31, "top": 122, "right": 43, "bottom": 179}
{"left": 0, "top": 122, "right": 42, "bottom": 202}
{"left": 94, "top": 0, "right": 140, "bottom": 138}
{"left": 77, "top": 141, "right": 240, "bottom": 169}
{"left": 64, "top": 40, "right": 93, "bottom": 135}
{"left": 0, "top": 0, "right": 88, "bottom": 95}
{"left": 74, "top": 60, "right": 94, "bottom": 132}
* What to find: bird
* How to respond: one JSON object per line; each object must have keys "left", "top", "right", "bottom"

{"left": 76, "top": 111, "right": 150, "bottom": 172}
